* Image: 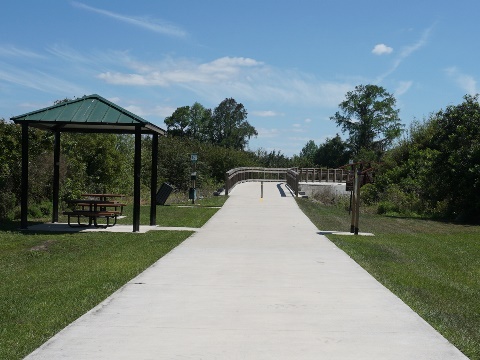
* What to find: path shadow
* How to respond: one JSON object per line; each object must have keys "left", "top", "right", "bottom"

{"left": 277, "top": 183, "right": 286, "bottom": 197}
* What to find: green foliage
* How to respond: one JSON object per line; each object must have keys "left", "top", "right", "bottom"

{"left": 61, "top": 133, "right": 135, "bottom": 197}
{"left": 165, "top": 98, "right": 257, "bottom": 151}
{"left": 255, "top": 148, "right": 293, "bottom": 168}
{"left": 360, "top": 183, "right": 378, "bottom": 205}
{"left": 299, "top": 140, "right": 318, "bottom": 166}
{"left": 314, "top": 134, "right": 352, "bottom": 167}
{"left": 164, "top": 106, "right": 191, "bottom": 137}
{"left": 0, "top": 119, "right": 54, "bottom": 218}
{"left": 331, "top": 84, "right": 403, "bottom": 157}
{"left": 210, "top": 98, "right": 257, "bottom": 150}
{"left": 378, "top": 94, "right": 480, "bottom": 221}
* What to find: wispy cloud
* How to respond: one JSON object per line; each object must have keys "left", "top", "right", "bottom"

{"left": 445, "top": 67, "right": 478, "bottom": 95}
{"left": 395, "top": 80, "right": 413, "bottom": 96}
{"left": 372, "top": 44, "right": 393, "bottom": 55}
{"left": 0, "top": 62, "right": 84, "bottom": 94}
{"left": 71, "top": 1, "right": 187, "bottom": 38}
{"left": 0, "top": 45, "right": 45, "bottom": 59}
{"left": 376, "top": 25, "right": 434, "bottom": 83}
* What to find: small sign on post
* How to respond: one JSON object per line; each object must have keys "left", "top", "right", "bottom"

{"left": 190, "top": 153, "right": 198, "bottom": 204}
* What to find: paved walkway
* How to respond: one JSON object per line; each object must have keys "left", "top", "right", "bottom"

{"left": 26, "top": 182, "right": 467, "bottom": 359}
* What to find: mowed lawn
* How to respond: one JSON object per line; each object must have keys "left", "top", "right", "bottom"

{"left": 297, "top": 198, "right": 480, "bottom": 360}
{"left": 0, "top": 199, "right": 226, "bottom": 360}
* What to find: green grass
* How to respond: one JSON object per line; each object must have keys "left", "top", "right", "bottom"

{"left": 297, "top": 198, "right": 480, "bottom": 360}
{"left": 0, "top": 197, "right": 228, "bottom": 359}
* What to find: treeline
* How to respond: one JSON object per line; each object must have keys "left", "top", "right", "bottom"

{"left": 3, "top": 87, "right": 480, "bottom": 223}
{"left": 297, "top": 87, "right": 480, "bottom": 222}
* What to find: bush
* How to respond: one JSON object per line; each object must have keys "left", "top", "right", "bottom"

{"left": 360, "top": 183, "right": 378, "bottom": 205}
{"left": 376, "top": 184, "right": 422, "bottom": 216}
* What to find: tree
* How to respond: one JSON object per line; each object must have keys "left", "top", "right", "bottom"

{"left": 315, "top": 134, "right": 351, "bottom": 168}
{"left": 299, "top": 140, "right": 318, "bottom": 166}
{"left": 164, "top": 106, "right": 191, "bottom": 137}
{"left": 187, "top": 102, "right": 211, "bottom": 141}
{"left": 210, "top": 98, "right": 257, "bottom": 150}
{"left": 331, "top": 84, "right": 402, "bottom": 157}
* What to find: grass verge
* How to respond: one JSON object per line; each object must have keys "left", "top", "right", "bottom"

{"left": 0, "top": 197, "right": 228, "bottom": 359}
{"left": 296, "top": 198, "right": 480, "bottom": 360}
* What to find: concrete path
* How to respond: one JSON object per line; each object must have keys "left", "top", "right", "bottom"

{"left": 25, "top": 182, "right": 468, "bottom": 359}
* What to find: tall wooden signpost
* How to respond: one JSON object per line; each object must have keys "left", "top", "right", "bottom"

{"left": 346, "top": 161, "right": 375, "bottom": 235}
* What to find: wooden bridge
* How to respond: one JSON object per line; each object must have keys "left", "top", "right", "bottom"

{"left": 225, "top": 167, "right": 350, "bottom": 196}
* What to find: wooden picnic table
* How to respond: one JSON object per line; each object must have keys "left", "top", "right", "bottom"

{"left": 81, "top": 193, "right": 125, "bottom": 201}
{"left": 64, "top": 195, "right": 127, "bottom": 228}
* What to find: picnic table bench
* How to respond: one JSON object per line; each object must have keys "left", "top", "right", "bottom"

{"left": 63, "top": 194, "right": 126, "bottom": 228}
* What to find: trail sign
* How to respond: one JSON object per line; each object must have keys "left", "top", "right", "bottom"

{"left": 346, "top": 180, "right": 354, "bottom": 192}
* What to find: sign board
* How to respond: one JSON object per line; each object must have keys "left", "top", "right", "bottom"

{"left": 191, "top": 153, "right": 198, "bottom": 162}
{"left": 346, "top": 180, "right": 354, "bottom": 192}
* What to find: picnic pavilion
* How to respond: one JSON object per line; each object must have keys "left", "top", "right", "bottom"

{"left": 11, "top": 94, "right": 166, "bottom": 232}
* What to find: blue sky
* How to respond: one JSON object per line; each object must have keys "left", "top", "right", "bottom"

{"left": 1, "top": 1, "right": 479, "bottom": 156}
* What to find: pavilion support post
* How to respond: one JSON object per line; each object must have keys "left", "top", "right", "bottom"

{"left": 133, "top": 126, "right": 142, "bottom": 232}
{"left": 52, "top": 131, "right": 60, "bottom": 223}
{"left": 150, "top": 133, "right": 158, "bottom": 226}
{"left": 21, "top": 123, "right": 29, "bottom": 229}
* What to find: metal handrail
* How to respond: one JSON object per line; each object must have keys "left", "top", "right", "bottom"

{"left": 224, "top": 167, "right": 348, "bottom": 196}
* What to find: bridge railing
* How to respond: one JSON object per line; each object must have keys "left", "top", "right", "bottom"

{"left": 297, "top": 168, "right": 349, "bottom": 183}
{"left": 225, "top": 167, "right": 291, "bottom": 195}
{"left": 224, "top": 167, "right": 347, "bottom": 196}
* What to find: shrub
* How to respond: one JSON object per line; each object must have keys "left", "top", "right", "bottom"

{"left": 360, "top": 183, "right": 378, "bottom": 205}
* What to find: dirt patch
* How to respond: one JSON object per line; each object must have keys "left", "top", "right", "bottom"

{"left": 29, "top": 240, "right": 56, "bottom": 252}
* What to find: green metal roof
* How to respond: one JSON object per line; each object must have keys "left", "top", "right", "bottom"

{"left": 11, "top": 94, "right": 166, "bottom": 135}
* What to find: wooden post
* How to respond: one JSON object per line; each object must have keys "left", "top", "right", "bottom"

{"left": 350, "top": 170, "right": 357, "bottom": 234}
{"left": 21, "top": 123, "right": 29, "bottom": 229}
{"left": 133, "top": 126, "right": 141, "bottom": 232}
{"left": 353, "top": 169, "right": 362, "bottom": 235}
{"left": 52, "top": 131, "right": 60, "bottom": 223}
{"left": 150, "top": 133, "right": 158, "bottom": 226}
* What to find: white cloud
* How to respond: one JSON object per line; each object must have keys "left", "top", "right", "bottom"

{"left": 96, "top": 55, "right": 352, "bottom": 107}
{"left": 252, "top": 110, "right": 280, "bottom": 117}
{"left": 71, "top": 1, "right": 187, "bottom": 38}
{"left": 97, "top": 56, "right": 263, "bottom": 86}
{"left": 372, "top": 44, "right": 393, "bottom": 55}
{"left": 445, "top": 67, "right": 478, "bottom": 95}
{"left": 257, "top": 128, "right": 280, "bottom": 138}
{"left": 304, "top": 118, "right": 312, "bottom": 123}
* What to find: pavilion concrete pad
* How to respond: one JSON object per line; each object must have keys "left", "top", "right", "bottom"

{"left": 25, "top": 182, "right": 467, "bottom": 359}
{"left": 27, "top": 223, "right": 200, "bottom": 233}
